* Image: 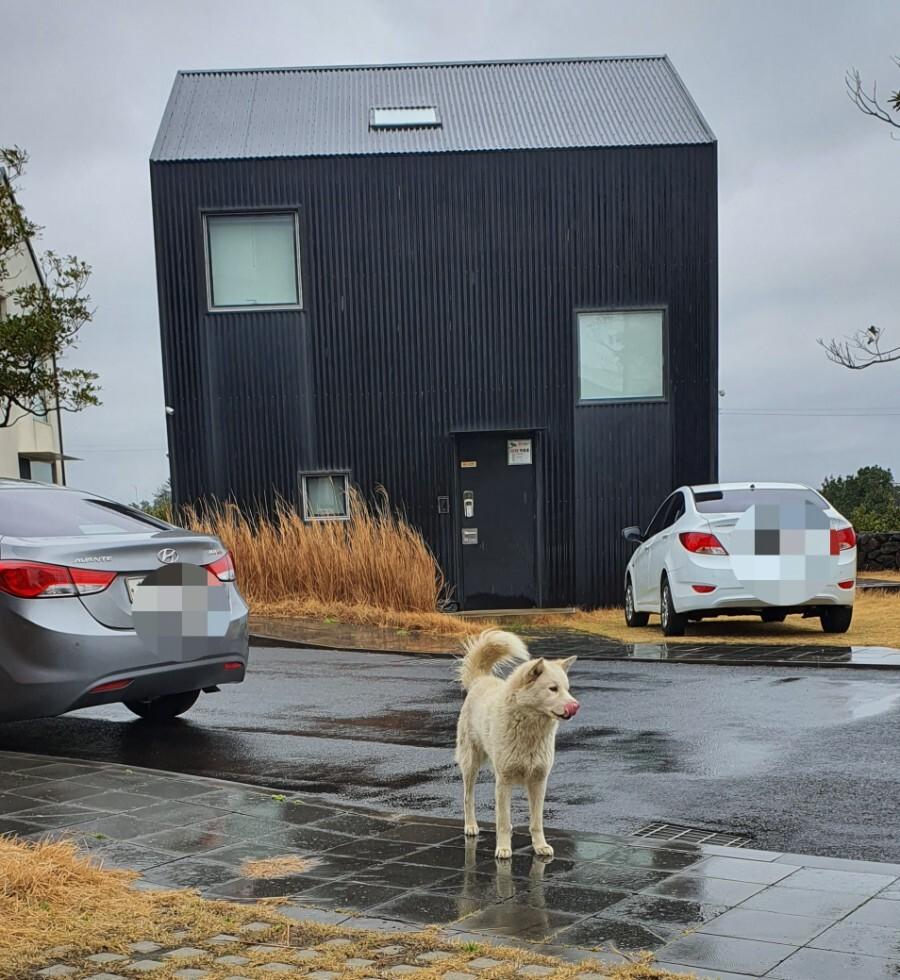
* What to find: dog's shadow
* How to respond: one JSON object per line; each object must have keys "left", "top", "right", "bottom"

{"left": 457, "top": 835, "right": 554, "bottom": 931}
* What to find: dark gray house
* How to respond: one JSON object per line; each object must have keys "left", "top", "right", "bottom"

{"left": 150, "top": 56, "right": 717, "bottom": 610}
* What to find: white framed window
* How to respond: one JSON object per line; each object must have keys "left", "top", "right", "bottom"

{"left": 370, "top": 106, "right": 441, "bottom": 129}
{"left": 18, "top": 457, "right": 56, "bottom": 484}
{"left": 577, "top": 309, "right": 666, "bottom": 402}
{"left": 302, "top": 473, "right": 350, "bottom": 521}
{"left": 205, "top": 211, "right": 301, "bottom": 311}
{"left": 30, "top": 393, "right": 50, "bottom": 424}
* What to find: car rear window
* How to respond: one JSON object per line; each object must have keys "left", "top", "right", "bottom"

{"left": 0, "top": 490, "right": 168, "bottom": 537}
{"left": 692, "top": 488, "right": 829, "bottom": 514}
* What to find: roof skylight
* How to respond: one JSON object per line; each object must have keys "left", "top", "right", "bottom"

{"left": 370, "top": 106, "right": 441, "bottom": 129}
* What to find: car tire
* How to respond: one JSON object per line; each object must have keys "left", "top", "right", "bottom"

{"left": 660, "top": 577, "right": 686, "bottom": 637}
{"left": 820, "top": 606, "right": 853, "bottom": 634}
{"left": 124, "top": 689, "right": 200, "bottom": 721}
{"left": 624, "top": 578, "right": 650, "bottom": 627}
{"left": 760, "top": 610, "right": 786, "bottom": 623}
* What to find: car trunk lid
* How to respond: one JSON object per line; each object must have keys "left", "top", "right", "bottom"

{"left": 701, "top": 512, "right": 846, "bottom": 556}
{"left": 0, "top": 531, "right": 227, "bottom": 628}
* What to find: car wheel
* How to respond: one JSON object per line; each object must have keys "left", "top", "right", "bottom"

{"left": 624, "top": 578, "right": 650, "bottom": 627}
{"left": 760, "top": 610, "right": 786, "bottom": 624}
{"left": 820, "top": 606, "right": 853, "bottom": 634}
{"left": 660, "top": 577, "right": 686, "bottom": 637}
{"left": 124, "top": 689, "right": 200, "bottom": 721}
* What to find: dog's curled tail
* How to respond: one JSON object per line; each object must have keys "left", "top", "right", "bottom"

{"left": 458, "top": 629, "right": 530, "bottom": 690}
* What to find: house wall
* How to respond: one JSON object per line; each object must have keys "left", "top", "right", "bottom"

{"left": 0, "top": 244, "right": 62, "bottom": 482}
{"left": 151, "top": 144, "right": 717, "bottom": 605}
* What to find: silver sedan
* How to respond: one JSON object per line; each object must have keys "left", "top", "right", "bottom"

{"left": 0, "top": 478, "right": 248, "bottom": 723}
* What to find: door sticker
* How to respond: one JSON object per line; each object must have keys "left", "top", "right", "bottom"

{"left": 507, "top": 439, "right": 532, "bottom": 465}
{"left": 462, "top": 528, "right": 479, "bottom": 545}
{"left": 460, "top": 460, "right": 478, "bottom": 468}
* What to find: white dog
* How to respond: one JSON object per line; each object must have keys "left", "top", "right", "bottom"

{"left": 455, "top": 629, "right": 579, "bottom": 859}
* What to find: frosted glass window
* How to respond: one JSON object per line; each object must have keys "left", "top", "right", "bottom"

{"left": 206, "top": 213, "right": 299, "bottom": 308}
{"left": 303, "top": 474, "right": 349, "bottom": 520}
{"left": 371, "top": 107, "right": 440, "bottom": 128}
{"left": 29, "top": 461, "right": 56, "bottom": 484}
{"left": 578, "top": 310, "right": 665, "bottom": 401}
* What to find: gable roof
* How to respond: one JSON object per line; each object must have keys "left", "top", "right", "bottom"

{"left": 150, "top": 56, "right": 714, "bottom": 163}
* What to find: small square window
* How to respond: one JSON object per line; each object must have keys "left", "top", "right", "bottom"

{"left": 370, "top": 106, "right": 441, "bottom": 129}
{"left": 302, "top": 473, "right": 350, "bottom": 521}
{"left": 578, "top": 310, "right": 665, "bottom": 402}
{"left": 205, "top": 212, "right": 301, "bottom": 310}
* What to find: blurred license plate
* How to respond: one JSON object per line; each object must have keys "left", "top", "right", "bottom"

{"left": 125, "top": 576, "right": 145, "bottom": 603}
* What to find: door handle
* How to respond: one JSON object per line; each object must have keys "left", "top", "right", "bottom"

{"left": 463, "top": 490, "right": 475, "bottom": 519}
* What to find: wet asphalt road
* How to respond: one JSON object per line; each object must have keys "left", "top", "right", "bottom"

{"left": 2, "top": 647, "right": 900, "bottom": 862}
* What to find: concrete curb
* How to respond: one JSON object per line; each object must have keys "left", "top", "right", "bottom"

{"left": 250, "top": 631, "right": 457, "bottom": 657}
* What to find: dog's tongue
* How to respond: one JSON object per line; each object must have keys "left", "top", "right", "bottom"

{"left": 562, "top": 701, "right": 579, "bottom": 719}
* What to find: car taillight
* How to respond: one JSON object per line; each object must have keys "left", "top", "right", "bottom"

{"left": 830, "top": 525, "right": 856, "bottom": 555}
{"left": 90, "top": 679, "right": 132, "bottom": 694}
{"left": 0, "top": 561, "right": 116, "bottom": 598}
{"left": 692, "top": 584, "right": 716, "bottom": 593}
{"left": 204, "top": 552, "right": 235, "bottom": 582}
{"left": 679, "top": 532, "right": 728, "bottom": 556}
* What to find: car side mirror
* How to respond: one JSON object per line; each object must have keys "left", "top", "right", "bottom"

{"left": 622, "top": 526, "right": 644, "bottom": 544}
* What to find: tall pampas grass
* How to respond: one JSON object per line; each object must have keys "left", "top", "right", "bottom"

{"left": 182, "top": 487, "right": 447, "bottom": 614}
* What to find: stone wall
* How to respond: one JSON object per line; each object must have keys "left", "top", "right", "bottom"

{"left": 857, "top": 532, "right": 900, "bottom": 571}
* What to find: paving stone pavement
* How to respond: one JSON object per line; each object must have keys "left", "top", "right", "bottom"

{"left": 4, "top": 750, "right": 900, "bottom": 979}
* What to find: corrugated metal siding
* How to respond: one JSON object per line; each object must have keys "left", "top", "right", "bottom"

{"left": 151, "top": 142, "right": 717, "bottom": 605}
{"left": 151, "top": 57, "right": 714, "bottom": 162}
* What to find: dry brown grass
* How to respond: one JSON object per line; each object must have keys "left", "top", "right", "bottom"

{"left": 240, "top": 854, "right": 321, "bottom": 878}
{"left": 0, "top": 835, "right": 264, "bottom": 976}
{"left": 2, "top": 835, "right": 693, "bottom": 980}
{"left": 539, "top": 589, "right": 900, "bottom": 647}
{"left": 858, "top": 568, "right": 900, "bottom": 582}
{"left": 252, "top": 597, "right": 492, "bottom": 636}
{"left": 184, "top": 489, "right": 446, "bottom": 615}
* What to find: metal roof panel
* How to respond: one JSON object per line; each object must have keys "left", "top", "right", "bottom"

{"left": 151, "top": 56, "right": 714, "bottom": 161}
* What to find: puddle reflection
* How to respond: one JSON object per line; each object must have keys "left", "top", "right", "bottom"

{"left": 447, "top": 831, "right": 698, "bottom": 937}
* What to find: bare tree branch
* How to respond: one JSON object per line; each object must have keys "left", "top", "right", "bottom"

{"left": 818, "top": 327, "right": 900, "bottom": 369}
{"left": 820, "top": 60, "right": 900, "bottom": 371}
{"left": 846, "top": 66, "right": 900, "bottom": 128}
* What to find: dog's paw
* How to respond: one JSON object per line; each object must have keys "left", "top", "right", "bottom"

{"left": 464, "top": 823, "right": 480, "bottom": 837}
{"left": 494, "top": 845, "right": 513, "bottom": 860}
{"left": 533, "top": 842, "right": 554, "bottom": 858}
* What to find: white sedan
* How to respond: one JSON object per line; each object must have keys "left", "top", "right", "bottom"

{"left": 622, "top": 483, "right": 856, "bottom": 636}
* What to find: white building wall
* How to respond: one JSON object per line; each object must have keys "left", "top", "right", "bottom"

{"left": 0, "top": 242, "right": 63, "bottom": 482}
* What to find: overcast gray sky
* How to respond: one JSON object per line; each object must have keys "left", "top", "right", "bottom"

{"left": 5, "top": 0, "right": 899, "bottom": 504}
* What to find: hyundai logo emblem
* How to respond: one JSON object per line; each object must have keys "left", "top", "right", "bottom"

{"left": 157, "top": 548, "right": 179, "bottom": 564}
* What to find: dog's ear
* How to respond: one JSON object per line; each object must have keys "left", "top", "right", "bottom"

{"left": 524, "top": 658, "right": 545, "bottom": 684}
{"left": 557, "top": 656, "right": 577, "bottom": 673}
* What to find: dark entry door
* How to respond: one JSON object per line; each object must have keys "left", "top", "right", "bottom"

{"left": 456, "top": 431, "right": 539, "bottom": 610}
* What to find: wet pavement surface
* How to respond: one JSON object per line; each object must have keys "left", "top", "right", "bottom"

{"left": 3, "top": 648, "right": 900, "bottom": 863}
{"left": 251, "top": 616, "right": 900, "bottom": 668}
{"left": 5, "top": 750, "right": 900, "bottom": 980}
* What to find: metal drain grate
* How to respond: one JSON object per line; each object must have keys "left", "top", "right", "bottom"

{"left": 632, "top": 821, "right": 753, "bottom": 848}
